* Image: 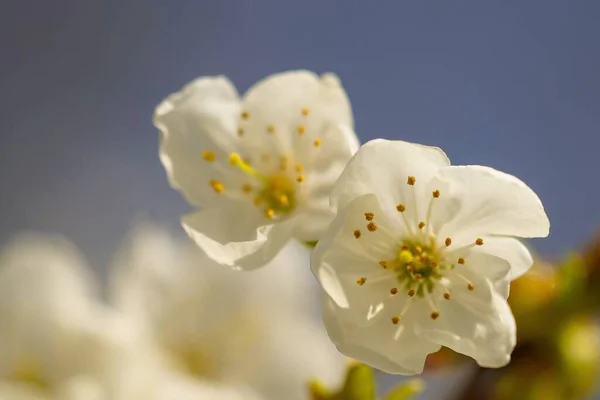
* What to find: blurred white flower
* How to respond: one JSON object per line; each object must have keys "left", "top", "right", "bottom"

{"left": 110, "top": 222, "right": 345, "bottom": 400}
{"left": 0, "top": 234, "right": 115, "bottom": 400}
{"left": 0, "top": 233, "right": 263, "bottom": 400}
{"left": 312, "top": 139, "right": 550, "bottom": 374}
{"left": 154, "top": 70, "right": 359, "bottom": 270}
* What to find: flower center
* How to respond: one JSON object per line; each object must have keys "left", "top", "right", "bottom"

{"left": 255, "top": 173, "right": 297, "bottom": 217}
{"left": 393, "top": 239, "right": 445, "bottom": 297}
{"left": 353, "top": 175, "right": 486, "bottom": 322}
{"left": 229, "top": 153, "right": 298, "bottom": 219}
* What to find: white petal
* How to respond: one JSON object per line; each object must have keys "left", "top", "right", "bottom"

{"left": 182, "top": 206, "right": 294, "bottom": 270}
{"left": 155, "top": 75, "right": 246, "bottom": 208}
{"left": 469, "top": 237, "right": 533, "bottom": 281}
{"left": 457, "top": 251, "right": 512, "bottom": 299}
{"left": 434, "top": 166, "right": 550, "bottom": 246}
{"left": 330, "top": 139, "right": 450, "bottom": 217}
{"left": 240, "top": 71, "right": 354, "bottom": 161}
{"left": 312, "top": 194, "right": 402, "bottom": 326}
{"left": 294, "top": 124, "right": 359, "bottom": 242}
{"left": 225, "top": 309, "right": 345, "bottom": 400}
{"left": 322, "top": 299, "right": 440, "bottom": 375}
{"left": 415, "top": 281, "right": 516, "bottom": 368}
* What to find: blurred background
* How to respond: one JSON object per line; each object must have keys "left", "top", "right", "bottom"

{"left": 1, "top": 1, "right": 599, "bottom": 399}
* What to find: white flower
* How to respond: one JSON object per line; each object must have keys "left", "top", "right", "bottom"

{"left": 0, "top": 233, "right": 261, "bottom": 400}
{"left": 154, "top": 70, "right": 359, "bottom": 270}
{"left": 311, "top": 139, "right": 550, "bottom": 374}
{"left": 110, "top": 222, "right": 345, "bottom": 400}
{"left": 0, "top": 234, "right": 113, "bottom": 400}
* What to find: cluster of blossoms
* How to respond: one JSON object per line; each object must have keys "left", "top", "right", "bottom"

{"left": 0, "top": 224, "right": 343, "bottom": 400}
{"left": 156, "top": 70, "right": 550, "bottom": 375}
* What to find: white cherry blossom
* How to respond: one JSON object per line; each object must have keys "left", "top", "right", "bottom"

{"left": 154, "top": 70, "right": 359, "bottom": 270}
{"left": 0, "top": 233, "right": 263, "bottom": 400}
{"left": 110, "top": 222, "right": 345, "bottom": 400}
{"left": 312, "top": 139, "right": 549, "bottom": 374}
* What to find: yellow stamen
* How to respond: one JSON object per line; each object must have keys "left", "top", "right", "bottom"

{"left": 297, "top": 124, "right": 306, "bottom": 135}
{"left": 353, "top": 230, "right": 361, "bottom": 239}
{"left": 229, "top": 153, "right": 259, "bottom": 177}
{"left": 445, "top": 237, "right": 452, "bottom": 247}
{"left": 267, "top": 124, "right": 276, "bottom": 134}
{"left": 475, "top": 238, "right": 484, "bottom": 246}
{"left": 296, "top": 175, "right": 305, "bottom": 183}
{"left": 241, "top": 111, "right": 250, "bottom": 120}
{"left": 357, "top": 277, "right": 367, "bottom": 286}
{"left": 407, "top": 176, "right": 416, "bottom": 186}
{"left": 265, "top": 209, "right": 275, "bottom": 219}
{"left": 202, "top": 151, "right": 216, "bottom": 162}
{"left": 313, "top": 139, "right": 321, "bottom": 147}
{"left": 431, "top": 311, "right": 440, "bottom": 320}
{"left": 366, "top": 222, "right": 377, "bottom": 232}
{"left": 396, "top": 204, "right": 406, "bottom": 212}
{"left": 210, "top": 180, "right": 224, "bottom": 193}
{"left": 301, "top": 107, "right": 310, "bottom": 116}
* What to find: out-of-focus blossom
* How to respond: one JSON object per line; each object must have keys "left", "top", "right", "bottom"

{"left": 0, "top": 233, "right": 264, "bottom": 400}
{"left": 312, "top": 139, "right": 549, "bottom": 374}
{"left": 0, "top": 234, "right": 119, "bottom": 400}
{"left": 154, "top": 70, "right": 359, "bottom": 270}
{"left": 110, "top": 222, "right": 345, "bottom": 400}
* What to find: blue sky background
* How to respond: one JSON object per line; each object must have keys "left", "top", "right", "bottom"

{"left": 1, "top": 0, "right": 599, "bottom": 272}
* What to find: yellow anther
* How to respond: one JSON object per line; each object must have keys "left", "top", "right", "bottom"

{"left": 364, "top": 212, "right": 374, "bottom": 221}
{"left": 279, "top": 194, "right": 289, "bottom": 206}
{"left": 467, "top": 283, "right": 475, "bottom": 291}
{"left": 431, "top": 311, "right": 440, "bottom": 320}
{"left": 210, "top": 180, "right": 224, "bottom": 193}
{"left": 366, "top": 222, "right": 377, "bottom": 232}
{"left": 301, "top": 107, "right": 310, "bottom": 116}
{"left": 406, "top": 265, "right": 414, "bottom": 272}
{"left": 228, "top": 153, "right": 241, "bottom": 165}
{"left": 418, "top": 221, "right": 425, "bottom": 229}
{"left": 237, "top": 128, "right": 244, "bottom": 137}
{"left": 391, "top": 316, "right": 400, "bottom": 325}
{"left": 313, "top": 139, "right": 321, "bottom": 147}
{"left": 295, "top": 164, "right": 303, "bottom": 172}
{"left": 241, "top": 111, "right": 250, "bottom": 120}
{"left": 407, "top": 176, "right": 416, "bottom": 186}
{"left": 396, "top": 204, "right": 406, "bottom": 212}
{"left": 202, "top": 151, "right": 216, "bottom": 162}
{"left": 356, "top": 277, "right": 367, "bottom": 286}
{"left": 398, "top": 250, "right": 414, "bottom": 264}
{"left": 475, "top": 238, "right": 484, "bottom": 246}
{"left": 267, "top": 124, "right": 276, "bottom": 134}
{"left": 229, "top": 152, "right": 258, "bottom": 177}
{"left": 297, "top": 124, "right": 306, "bottom": 135}
{"left": 432, "top": 189, "right": 440, "bottom": 198}
{"left": 445, "top": 237, "right": 452, "bottom": 247}
{"left": 444, "top": 292, "right": 451, "bottom": 300}
{"left": 353, "top": 229, "right": 361, "bottom": 239}
{"left": 414, "top": 246, "right": 422, "bottom": 254}
{"left": 296, "top": 175, "right": 305, "bottom": 183}
{"left": 379, "top": 261, "right": 388, "bottom": 269}
{"left": 431, "top": 261, "right": 438, "bottom": 268}
{"left": 265, "top": 209, "right": 275, "bottom": 219}
{"left": 390, "top": 288, "right": 399, "bottom": 295}
{"left": 242, "top": 184, "right": 253, "bottom": 194}
{"left": 408, "top": 289, "right": 416, "bottom": 297}
{"left": 458, "top": 257, "right": 465, "bottom": 265}
{"left": 414, "top": 273, "right": 422, "bottom": 280}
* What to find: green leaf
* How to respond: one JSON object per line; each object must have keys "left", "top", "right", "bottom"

{"left": 383, "top": 379, "right": 425, "bottom": 400}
